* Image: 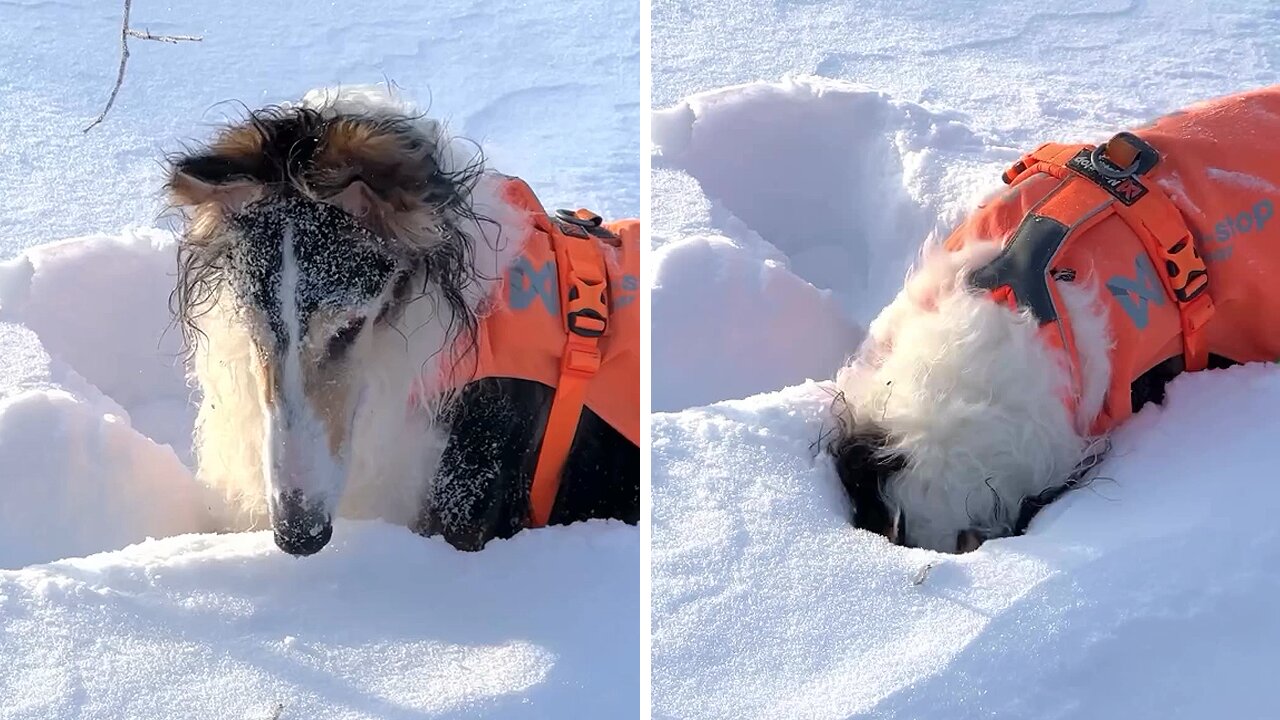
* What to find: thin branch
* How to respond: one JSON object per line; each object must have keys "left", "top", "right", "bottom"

{"left": 83, "top": 0, "right": 203, "bottom": 133}
{"left": 127, "top": 28, "right": 203, "bottom": 44}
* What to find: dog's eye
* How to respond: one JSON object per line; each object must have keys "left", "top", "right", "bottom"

{"left": 326, "top": 319, "right": 364, "bottom": 359}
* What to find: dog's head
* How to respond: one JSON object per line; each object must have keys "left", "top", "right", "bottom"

{"left": 168, "top": 87, "right": 489, "bottom": 555}
{"left": 828, "top": 246, "right": 1098, "bottom": 553}
{"left": 828, "top": 421, "right": 997, "bottom": 554}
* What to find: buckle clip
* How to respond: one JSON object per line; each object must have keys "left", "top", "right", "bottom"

{"left": 568, "top": 307, "right": 607, "bottom": 337}
{"left": 565, "top": 271, "right": 609, "bottom": 338}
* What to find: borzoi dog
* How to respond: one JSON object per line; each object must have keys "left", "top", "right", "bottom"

{"left": 168, "top": 86, "right": 639, "bottom": 556}
{"left": 830, "top": 86, "right": 1280, "bottom": 553}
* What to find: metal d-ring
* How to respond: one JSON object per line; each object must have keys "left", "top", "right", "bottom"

{"left": 1090, "top": 142, "right": 1140, "bottom": 180}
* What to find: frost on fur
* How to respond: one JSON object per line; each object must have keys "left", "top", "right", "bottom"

{"left": 832, "top": 241, "right": 1111, "bottom": 552}
{"left": 168, "top": 84, "right": 531, "bottom": 552}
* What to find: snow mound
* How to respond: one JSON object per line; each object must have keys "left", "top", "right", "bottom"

{"left": 0, "top": 520, "right": 638, "bottom": 720}
{"left": 650, "top": 6, "right": 1280, "bottom": 715}
{"left": 651, "top": 78, "right": 1004, "bottom": 411}
{"left": 0, "top": 231, "right": 220, "bottom": 569}
{"left": 0, "top": 386, "right": 218, "bottom": 570}
{"left": 654, "top": 78, "right": 981, "bottom": 308}
{"left": 0, "top": 229, "right": 195, "bottom": 457}
{"left": 653, "top": 366, "right": 1280, "bottom": 720}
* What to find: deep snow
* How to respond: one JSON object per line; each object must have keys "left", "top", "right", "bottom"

{"left": 650, "top": 0, "right": 1280, "bottom": 718}
{"left": 0, "top": 0, "right": 639, "bottom": 717}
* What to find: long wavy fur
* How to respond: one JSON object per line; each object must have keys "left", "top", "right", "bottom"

{"left": 165, "top": 85, "right": 519, "bottom": 528}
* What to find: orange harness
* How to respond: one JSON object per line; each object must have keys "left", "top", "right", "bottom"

{"left": 529, "top": 206, "right": 620, "bottom": 528}
{"left": 963, "top": 133, "right": 1215, "bottom": 431}
{"left": 432, "top": 177, "right": 639, "bottom": 528}
{"left": 948, "top": 87, "right": 1280, "bottom": 436}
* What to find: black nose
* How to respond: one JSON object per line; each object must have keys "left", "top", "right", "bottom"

{"left": 273, "top": 491, "right": 334, "bottom": 556}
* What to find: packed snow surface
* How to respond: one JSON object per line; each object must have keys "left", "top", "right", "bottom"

{"left": 650, "top": 0, "right": 1280, "bottom": 718}
{"left": 0, "top": 0, "right": 639, "bottom": 717}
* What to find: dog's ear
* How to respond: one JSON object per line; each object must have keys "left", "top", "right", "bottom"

{"left": 324, "top": 178, "right": 415, "bottom": 242}
{"left": 167, "top": 149, "right": 265, "bottom": 213}
{"left": 312, "top": 119, "right": 449, "bottom": 243}
{"left": 830, "top": 426, "right": 906, "bottom": 544}
{"left": 168, "top": 121, "right": 272, "bottom": 212}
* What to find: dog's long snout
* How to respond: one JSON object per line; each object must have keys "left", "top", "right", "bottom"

{"left": 272, "top": 490, "right": 334, "bottom": 556}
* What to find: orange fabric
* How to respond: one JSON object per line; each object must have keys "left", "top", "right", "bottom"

{"left": 946, "top": 86, "right": 1280, "bottom": 434}
{"left": 437, "top": 177, "right": 639, "bottom": 526}
{"left": 528, "top": 211, "right": 611, "bottom": 528}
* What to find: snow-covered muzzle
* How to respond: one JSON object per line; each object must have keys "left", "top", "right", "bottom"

{"left": 232, "top": 196, "right": 396, "bottom": 555}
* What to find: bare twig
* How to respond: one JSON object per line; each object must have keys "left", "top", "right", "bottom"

{"left": 912, "top": 560, "right": 938, "bottom": 586}
{"left": 83, "top": 0, "right": 203, "bottom": 133}
{"left": 127, "top": 28, "right": 203, "bottom": 43}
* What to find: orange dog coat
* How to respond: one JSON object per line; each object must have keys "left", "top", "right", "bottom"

{"left": 945, "top": 86, "right": 1280, "bottom": 434}
{"left": 435, "top": 177, "right": 639, "bottom": 526}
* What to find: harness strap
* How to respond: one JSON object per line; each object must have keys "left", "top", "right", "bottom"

{"left": 1001, "top": 135, "right": 1215, "bottom": 373}
{"left": 527, "top": 209, "right": 613, "bottom": 528}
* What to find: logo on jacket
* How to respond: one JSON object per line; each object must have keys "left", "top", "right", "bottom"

{"left": 1204, "top": 198, "right": 1273, "bottom": 263}
{"left": 508, "top": 258, "right": 640, "bottom": 313}
{"left": 509, "top": 257, "right": 560, "bottom": 313}
{"left": 1106, "top": 254, "right": 1165, "bottom": 329}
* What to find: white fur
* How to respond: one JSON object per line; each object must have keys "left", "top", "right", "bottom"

{"left": 192, "top": 84, "right": 532, "bottom": 531}
{"left": 834, "top": 240, "right": 1114, "bottom": 551}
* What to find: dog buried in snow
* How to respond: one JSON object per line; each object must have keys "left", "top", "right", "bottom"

{"left": 167, "top": 86, "right": 639, "bottom": 556}
{"left": 830, "top": 86, "right": 1280, "bottom": 553}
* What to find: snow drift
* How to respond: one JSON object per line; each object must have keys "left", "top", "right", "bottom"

{"left": 0, "top": 0, "right": 639, "bottom": 715}
{"left": 650, "top": 78, "right": 1008, "bottom": 412}
{"left": 649, "top": 1, "right": 1280, "bottom": 716}
{"left": 653, "top": 369, "right": 1280, "bottom": 720}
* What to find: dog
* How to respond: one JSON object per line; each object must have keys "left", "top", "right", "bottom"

{"left": 167, "top": 85, "right": 639, "bottom": 556}
{"left": 829, "top": 86, "right": 1280, "bottom": 553}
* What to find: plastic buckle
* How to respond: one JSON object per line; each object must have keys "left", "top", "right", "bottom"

{"left": 1002, "top": 157, "right": 1030, "bottom": 185}
{"left": 564, "top": 271, "right": 609, "bottom": 338}
{"left": 568, "top": 308, "right": 607, "bottom": 337}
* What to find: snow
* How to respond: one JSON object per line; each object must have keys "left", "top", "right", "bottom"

{"left": 0, "top": 0, "right": 639, "bottom": 258}
{"left": 654, "top": 369, "right": 1280, "bottom": 719}
{"left": 0, "top": 523, "right": 637, "bottom": 720}
{"left": 0, "top": 0, "right": 638, "bottom": 717}
{"left": 651, "top": 1, "right": 1280, "bottom": 717}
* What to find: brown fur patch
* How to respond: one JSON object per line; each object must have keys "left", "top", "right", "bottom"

{"left": 169, "top": 173, "right": 264, "bottom": 215}
{"left": 310, "top": 119, "right": 441, "bottom": 245}
{"left": 299, "top": 311, "right": 357, "bottom": 457}
{"left": 258, "top": 354, "right": 277, "bottom": 409}
{"left": 168, "top": 109, "right": 451, "bottom": 250}
{"left": 209, "top": 123, "right": 267, "bottom": 163}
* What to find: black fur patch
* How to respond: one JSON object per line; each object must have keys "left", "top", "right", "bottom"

{"left": 229, "top": 196, "right": 396, "bottom": 348}
{"left": 1130, "top": 353, "right": 1238, "bottom": 412}
{"left": 416, "top": 377, "right": 639, "bottom": 551}
{"left": 829, "top": 424, "right": 906, "bottom": 543}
